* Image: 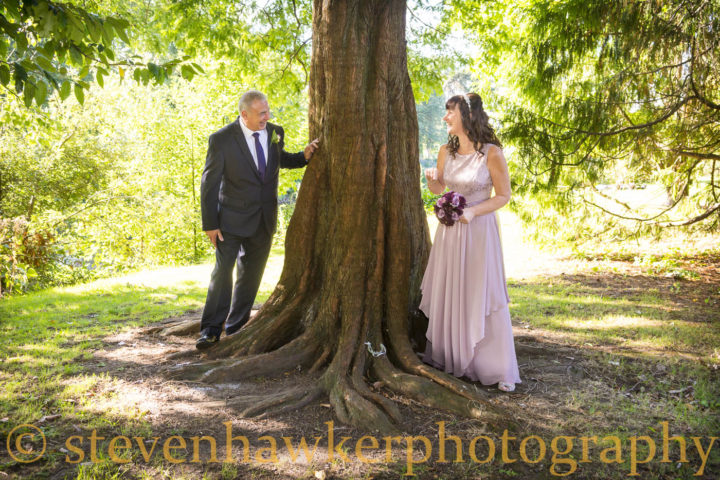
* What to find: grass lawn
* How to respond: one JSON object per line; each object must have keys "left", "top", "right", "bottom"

{"left": 1, "top": 221, "right": 718, "bottom": 479}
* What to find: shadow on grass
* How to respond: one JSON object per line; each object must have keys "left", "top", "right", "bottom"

{"left": 509, "top": 272, "right": 720, "bottom": 360}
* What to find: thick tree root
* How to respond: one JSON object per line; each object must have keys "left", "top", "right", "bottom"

{"left": 227, "top": 386, "right": 323, "bottom": 418}
{"left": 373, "top": 356, "right": 508, "bottom": 428}
{"left": 155, "top": 319, "right": 200, "bottom": 337}
{"left": 204, "top": 300, "right": 305, "bottom": 358}
{"left": 200, "top": 334, "right": 320, "bottom": 383}
{"left": 166, "top": 348, "right": 204, "bottom": 361}
{"left": 142, "top": 318, "right": 198, "bottom": 336}
{"left": 327, "top": 376, "right": 399, "bottom": 435}
{"left": 165, "top": 359, "right": 228, "bottom": 379}
{"left": 351, "top": 369, "right": 402, "bottom": 424}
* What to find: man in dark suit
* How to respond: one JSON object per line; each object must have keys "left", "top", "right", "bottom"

{"left": 197, "top": 90, "right": 319, "bottom": 349}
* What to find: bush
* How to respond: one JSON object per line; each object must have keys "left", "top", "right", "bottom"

{"left": 0, "top": 217, "right": 52, "bottom": 296}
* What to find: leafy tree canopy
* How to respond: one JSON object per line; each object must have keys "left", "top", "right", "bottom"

{"left": 453, "top": 0, "right": 720, "bottom": 238}
{"left": 0, "top": 0, "right": 201, "bottom": 108}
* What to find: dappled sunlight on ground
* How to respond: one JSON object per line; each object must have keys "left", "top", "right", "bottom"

{"left": 574, "top": 315, "right": 666, "bottom": 330}
{"left": 69, "top": 264, "right": 213, "bottom": 291}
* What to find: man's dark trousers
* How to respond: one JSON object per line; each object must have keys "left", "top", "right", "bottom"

{"left": 200, "top": 222, "right": 272, "bottom": 337}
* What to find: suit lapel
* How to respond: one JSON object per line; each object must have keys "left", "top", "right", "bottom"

{"left": 265, "top": 123, "right": 278, "bottom": 177}
{"left": 231, "top": 118, "right": 262, "bottom": 181}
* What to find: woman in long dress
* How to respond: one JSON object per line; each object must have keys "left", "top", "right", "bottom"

{"left": 420, "top": 92, "right": 521, "bottom": 392}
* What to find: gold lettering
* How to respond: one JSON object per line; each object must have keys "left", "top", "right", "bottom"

{"left": 437, "top": 421, "right": 463, "bottom": 462}
{"left": 255, "top": 436, "right": 278, "bottom": 464}
{"left": 469, "top": 435, "right": 495, "bottom": 464}
{"left": 500, "top": 430, "right": 517, "bottom": 463}
{"left": 134, "top": 437, "right": 160, "bottom": 462}
{"left": 660, "top": 421, "right": 687, "bottom": 463}
{"left": 224, "top": 421, "right": 250, "bottom": 462}
{"left": 163, "top": 435, "right": 187, "bottom": 464}
{"left": 579, "top": 436, "right": 597, "bottom": 463}
{"left": 355, "top": 436, "right": 379, "bottom": 464}
{"left": 550, "top": 436, "right": 577, "bottom": 476}
{"left": 519, "top": 435, "right": 546, "bottom": 464}
{"left": 692, "top": 436, "right": 718, "bottom": 476}
{"left": 190, "top": 435, "right": 219, "bottom": 463}
{"left": 108, "top": 436, "right": 131, "bottom": 464}
{"left": 599, "top": 436, "right": 622, "bottom": 464}
{"left": 629, "top": 436, "right": 656, "bottom": 476}
{"left": 383, "top": 436, "right": 403, "bottom": 463}
{"left": 404, "top": 436, "right": 432, "bottom": 476}
{"left": 64, "top": 436, "right": 85, "bottom": 464}
{"left": 88, "top": 430, "right": 105, "bottom": 463}
{"left": 283, "top": 436, "right": 322, "bottom": 463}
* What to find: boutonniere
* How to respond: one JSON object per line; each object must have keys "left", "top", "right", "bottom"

{"left": 271, "top": 130, "right": 281, "bottom": 145}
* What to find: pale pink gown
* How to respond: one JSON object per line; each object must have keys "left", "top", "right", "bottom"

{"left": 420, "top": 145, "right": 521, "bottom": 385}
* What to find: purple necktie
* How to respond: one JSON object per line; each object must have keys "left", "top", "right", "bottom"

{"left": 252, "top": 132, "right": 266, "bottom": 179}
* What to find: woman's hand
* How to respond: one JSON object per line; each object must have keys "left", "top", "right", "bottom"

{"left": 459, "top": 209, "right": 476, "bottom": 224}
{"left": 425, "top": 167, "right": 438, "bottom": 183}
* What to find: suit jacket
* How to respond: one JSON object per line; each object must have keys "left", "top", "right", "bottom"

{"left": 200, "top": 118, "right": 307, "bottom": 237}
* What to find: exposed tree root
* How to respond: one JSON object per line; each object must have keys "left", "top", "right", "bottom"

{"left": 204, "top": 296, "right": 306, "bottom": 358}
{"left": 326, "top": 373, "right": 399, "bottom": 435}
{"left": 165, "top": 359, "right": 227, "bottom": 379}
{"left": 155, "top": 319, "right": 200, "bottom": 337}
{"left": 142, "top": 318, "right": 198, "bottom": 336}
{"left": 199, "top": 333, "right": 321, "bottom": 383}
{"left": 227, "top": 386, "right": 323, "bottom": 418}
{"left": 166, "top": 348, "right": 203, "bottom": 361}
{"left": 372, "top": 356, "right": 509, "bottom": 428}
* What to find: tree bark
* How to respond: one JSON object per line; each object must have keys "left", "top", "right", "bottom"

{"left": 172, "top": 0, "right": 504, "bottom": 433}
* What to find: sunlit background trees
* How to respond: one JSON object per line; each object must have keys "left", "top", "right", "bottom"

{"left": 2, "top": 0, "right": 718, "bottom": 295}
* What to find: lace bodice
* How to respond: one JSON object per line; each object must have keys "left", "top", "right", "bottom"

{"left": 442, "top": 145, "right": 494, "bottom": 204}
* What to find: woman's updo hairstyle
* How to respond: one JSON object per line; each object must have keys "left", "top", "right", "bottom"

{"left": 445, "top": 93, "right": 502, "bottom": 156}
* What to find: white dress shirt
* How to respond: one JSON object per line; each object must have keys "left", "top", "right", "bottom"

{"left": 238, "top": 117, "right": 268, "bottom": 169}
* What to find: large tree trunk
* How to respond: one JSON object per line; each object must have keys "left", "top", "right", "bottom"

{"left": 171, "top": 0, "right": 505, "bottom": 433}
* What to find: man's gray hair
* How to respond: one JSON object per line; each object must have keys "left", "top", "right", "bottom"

{"left": 238, "top": 90, "right": 268, "bottom": 114}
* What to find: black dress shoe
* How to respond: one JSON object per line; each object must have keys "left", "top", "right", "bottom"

{"left": 196, "top": 331, "right": 220, "bottom": 350}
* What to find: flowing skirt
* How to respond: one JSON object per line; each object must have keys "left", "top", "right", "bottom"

{"left": 420, "top": 212, "right": 521, "bottom": 385}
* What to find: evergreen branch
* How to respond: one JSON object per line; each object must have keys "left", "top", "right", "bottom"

{"left": 659, "top": 202, "right": 720, "bottom": 227}
{"left": 580, "top": 159, "right": 702, "bottom": 223}
{"left": 689, "top": 67, "right": 720, "bottom": 111}
{"left": 536, "top": 96, "right": 694, "bottom": 137}
{"left": 671, "top": 150, "right": 720, "bottom": 161}
{"left": 588, "top": 182, "right": 634, "bottom": 212}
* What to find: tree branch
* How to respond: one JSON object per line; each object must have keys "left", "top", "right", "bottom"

{"left": 660, "top": 202, "right": 720, "bottom": 227}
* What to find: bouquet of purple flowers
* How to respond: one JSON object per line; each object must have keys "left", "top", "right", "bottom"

{"left": 434, "top": 191, "right": 466, "bottom": 227}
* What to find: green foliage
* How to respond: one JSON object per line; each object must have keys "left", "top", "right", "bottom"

{"left": 0, "top": 215, "right": 98, "bottom": 296}
{"left": 0, "top": 0, "right": 197, "bottom": 105}
{"left": 454, "top": 0, "right": 720, "bottom": 241}
{"left": 0, "top": 216, "right": 42, "bottom": 295}
{"left": 417, "top": 93, "right": 447, "bottom": 162}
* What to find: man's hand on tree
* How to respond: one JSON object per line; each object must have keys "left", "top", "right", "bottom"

{"left": 304, "top": 138, "right": 320, "bottom": 160}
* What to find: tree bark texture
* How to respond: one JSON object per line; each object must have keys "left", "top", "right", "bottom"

{"left": 173, "top": 0, "right": 506, "bottom": 433}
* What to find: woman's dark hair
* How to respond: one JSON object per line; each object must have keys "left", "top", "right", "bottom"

{"left": 445, "top": 93, "right": 502, "bottom": 156}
